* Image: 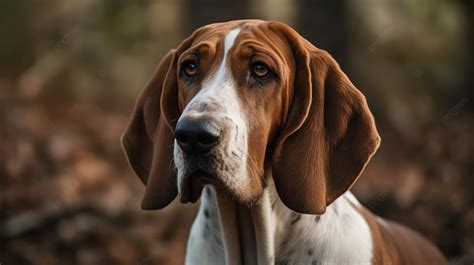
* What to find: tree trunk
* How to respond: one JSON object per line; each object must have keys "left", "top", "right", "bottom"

{"left": 297, "top": 0, "right": 349, "bottom": 69}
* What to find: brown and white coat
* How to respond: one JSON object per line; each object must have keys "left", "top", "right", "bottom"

{"left": 122, "top": 20, "right": 448, "bottom": 265}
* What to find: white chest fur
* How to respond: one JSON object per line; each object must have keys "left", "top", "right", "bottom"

{"left": 185, "top": 187, "right": 373, "bottom": 265}
{"left": 185, "top": 187, "right": 226, "bottom": 265}
{"left": 274, "top": 192, "right": 373, "bottom": 265}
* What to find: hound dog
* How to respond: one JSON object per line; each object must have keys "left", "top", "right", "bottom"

{"left": 122, "top": 20, "right": 448, "bottom": 265}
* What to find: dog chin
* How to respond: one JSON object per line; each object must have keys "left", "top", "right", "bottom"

{"left": 178, "top": 169, "right": 207, "bottom": 204}
{"left": 178, "top": 169, "right": 262, "bottom": 207}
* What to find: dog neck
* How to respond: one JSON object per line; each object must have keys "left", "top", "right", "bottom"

{"left": 188, "top": 178, "right": 373, "bottom": 265}
{"left": 213, "top": 187, "right": 274, "bottom": 265}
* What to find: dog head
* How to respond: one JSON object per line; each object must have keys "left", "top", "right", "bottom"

{"left": 122, "top": 20, "right": 380, "bottom": 214}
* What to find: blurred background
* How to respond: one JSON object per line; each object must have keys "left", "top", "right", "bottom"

{"left": 0, "top": 0, "right": 472, "bottom": 264}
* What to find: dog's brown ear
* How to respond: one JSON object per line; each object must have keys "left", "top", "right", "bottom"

{"left": 121, "top": 49, "right": 179, "bottom": 210}
{"left": 270, "top": 22, "right": 381, "bottom": 214}
{"left": 121, "top": 30, "right": 202, "bottom": 210}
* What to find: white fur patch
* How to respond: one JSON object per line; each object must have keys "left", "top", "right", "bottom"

{"left": 274, "top": 192, "right": 374, "bottom": 265}
{"left": 186, "top": 187, "right": 225, "bottom": 265}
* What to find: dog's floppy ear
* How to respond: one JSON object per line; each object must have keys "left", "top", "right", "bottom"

{"left": 121, "top": 32, "right": 200, "bottom": 210}
{"left": 121, "top": 50, "right": 178, "bottom": 210}
{"left": 270, "top": 22, "right": 381, "bottom": 214}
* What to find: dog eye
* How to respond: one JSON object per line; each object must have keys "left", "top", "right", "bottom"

{"left": 182, "top": 60, "right": 198, "bottom": 78}
{"left": 251, "top": 62, "right": 270, "bottom": 78}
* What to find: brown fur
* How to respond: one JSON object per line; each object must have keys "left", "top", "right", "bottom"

{"left": 358, "top": 206, "right": 448, "bottom": 264}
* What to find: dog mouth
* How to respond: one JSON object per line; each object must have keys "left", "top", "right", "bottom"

{"left": 179, "top": 169, "right": 220, "bottom": 203}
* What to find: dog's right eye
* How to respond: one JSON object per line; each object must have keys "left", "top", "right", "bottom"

{"left": 251, "top": 61, "right": 270, "bottom": 78}
{"left": 182, "top": 60, "right": 198, "bottom": 78}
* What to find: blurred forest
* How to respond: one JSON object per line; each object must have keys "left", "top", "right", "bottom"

{"left": 0, "top": 0, "right": 472, "bottom": 264}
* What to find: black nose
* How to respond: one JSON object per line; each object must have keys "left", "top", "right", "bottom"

{"left": 175, "top": 118, "right": 221, "bottom": 154}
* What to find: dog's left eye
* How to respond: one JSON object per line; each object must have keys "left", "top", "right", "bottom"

{"left": 182, "top": 60, "right": 198, "bottom": 78}
{"left": 251, "top": 62, "right": 270, "bottom": 78}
